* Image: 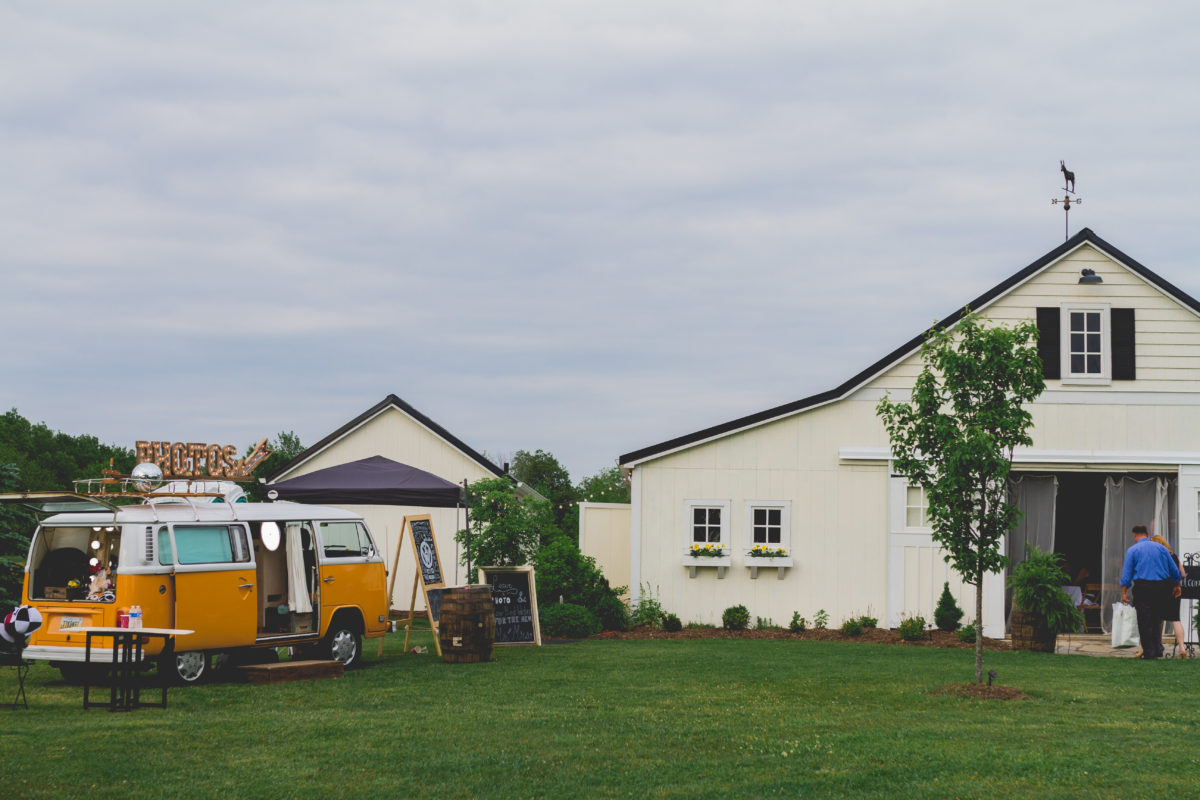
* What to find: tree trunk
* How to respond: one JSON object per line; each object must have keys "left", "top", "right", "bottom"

{"left": 975, "top": 556, "right": 985, "bottom": 684}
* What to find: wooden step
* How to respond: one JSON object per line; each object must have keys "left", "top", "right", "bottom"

{"left": 239, "top": 659, "right": 344, "bottom": 684}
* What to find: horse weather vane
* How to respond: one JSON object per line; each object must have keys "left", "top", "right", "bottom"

{"left": 1051, "top": 160, "right": 1081, "bottom": 241}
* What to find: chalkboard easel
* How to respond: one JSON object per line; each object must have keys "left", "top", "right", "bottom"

{"left": 478, "top": 566, "right": 542, "bottom": 646}
{"left": 390, "top": 514, "right": 445, "bottom": 656}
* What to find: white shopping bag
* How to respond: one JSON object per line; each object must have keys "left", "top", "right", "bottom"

{"left": 1111, "top": 602, "right": 1140, "bottom": 648}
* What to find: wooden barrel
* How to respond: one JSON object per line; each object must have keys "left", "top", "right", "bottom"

{"left": 1010, "top": 606, "right": 1056, "bottom": 653}
{"left": 439, "top": 586, "right": 495, "bottom": 663}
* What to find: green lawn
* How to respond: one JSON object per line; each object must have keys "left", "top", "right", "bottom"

{"left": 1, "top": 632, "right": 1195, "bottom": 799}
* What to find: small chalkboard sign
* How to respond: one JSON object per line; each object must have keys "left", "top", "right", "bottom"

{"left": 426, "top": 587, "right": 443, "bottom": 623}
{"left": 479, "top": 566, "right": 541, "bottom": 645}
{"left": 410, "top": 517, "right": 444, "bottom": 588}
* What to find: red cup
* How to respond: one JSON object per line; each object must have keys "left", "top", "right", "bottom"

{"left": 118, "top": 612, "right": 129, "bottom": 628}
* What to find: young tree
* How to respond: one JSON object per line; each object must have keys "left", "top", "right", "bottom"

{"left": 876, "top": 312, "right": 1044, "bottom": 684}
{"left": 245, "top": 431, "right": 306, "bottom": 500}
{"left": 455, "top": 477, "right": 556, "bottom": 583}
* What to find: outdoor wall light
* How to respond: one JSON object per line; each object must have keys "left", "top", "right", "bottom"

{"left": 91, "top": 540, "right": 101, "bottom": 550}
{"left": 1079, "top": 268, "right": 1102, "bottom": 284}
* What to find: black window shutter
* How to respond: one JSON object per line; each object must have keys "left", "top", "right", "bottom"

{"left": 1112, "top": 308, "right": 1136, "bottom": 380}
{"left": 1036, "top": 307, "right": 1060, "bottom": 379}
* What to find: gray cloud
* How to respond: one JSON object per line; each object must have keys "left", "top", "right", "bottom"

{"left": 4, "top": 2, "right": 1200, "bottom": 479}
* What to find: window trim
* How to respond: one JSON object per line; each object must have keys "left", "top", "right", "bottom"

{"left": 742, "top": 500, "right": 791, "bottom": 554}
{"left": 1060, "top": 302, "right": 1112, "bottom": 385}
{"left": 904, "top": 485, "right": 931, "bottom": 532}
{"left": 683, "top": 499, "right": 730, "bottom": 551}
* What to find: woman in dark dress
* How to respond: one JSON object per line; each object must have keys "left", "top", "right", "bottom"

{"left": 1150, "top": 535, "right": 1191, "bottom": 658}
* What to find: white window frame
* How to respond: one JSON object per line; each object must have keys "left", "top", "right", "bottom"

{"left": 683, "top": 499, "right": 730, "bottom": 551}
{"left": 1060, "top": 302, "right": 1111, "bottom": 385}
{"left": 904, "top": 485, "right": 930, "bottom": 531}
{"left": 743, "top": 500, "right": 791, "bottom": 554}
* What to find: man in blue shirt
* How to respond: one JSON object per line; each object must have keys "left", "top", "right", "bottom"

{"left": 1120, "top": 524, "right": 1182, "bottom": 659}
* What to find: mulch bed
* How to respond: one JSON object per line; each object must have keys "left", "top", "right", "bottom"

{"left": 928, "top": 683, "right": 1034, "bottom": 701}
{"left": 594, "top": 625, "right": 1011, "bottom": 650}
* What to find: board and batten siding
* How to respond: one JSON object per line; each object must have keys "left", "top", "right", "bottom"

{"left": 635, "top": 401, "right": 890, "bottom": 629}
{"left": 578, "top": 503, "right": 632, "bottom": 600}
{"left": 280, "top": 405, "right": 493, "bottom": 609}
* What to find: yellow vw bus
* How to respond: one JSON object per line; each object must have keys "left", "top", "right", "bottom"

{"left": 3, "top": 480, "right": 388, "bottom": 683}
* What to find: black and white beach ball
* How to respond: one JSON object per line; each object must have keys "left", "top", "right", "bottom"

{"left": 1, "top": 605, "right": 43, "bottom": 644}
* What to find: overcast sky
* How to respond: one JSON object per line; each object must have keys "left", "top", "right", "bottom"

{"left": 4, "top": 2, "right": 1200, "bottom": 481}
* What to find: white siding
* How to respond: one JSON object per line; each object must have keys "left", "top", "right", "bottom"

{"left": 579, "top": 503, "right": 631, "bottom": 600}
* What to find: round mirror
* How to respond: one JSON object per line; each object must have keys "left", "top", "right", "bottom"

{"left": 261, "top": 521, "right": 281, "bottom": 552}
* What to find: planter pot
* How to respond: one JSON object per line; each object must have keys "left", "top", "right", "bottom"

{"left": 1010, "top": 606, "right": 1056, "bottom": 653}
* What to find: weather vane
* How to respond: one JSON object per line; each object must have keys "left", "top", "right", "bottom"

{"left": 1050, "top": 160, "right": 1080, "bottom": 241}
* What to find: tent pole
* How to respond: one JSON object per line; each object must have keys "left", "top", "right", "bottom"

{"left": 463, "top": 479, "right": 471, "bottom": 584}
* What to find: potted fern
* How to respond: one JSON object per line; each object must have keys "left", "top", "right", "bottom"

{"left": 1007, "top": 546, "right": 1084, "bottom": 652}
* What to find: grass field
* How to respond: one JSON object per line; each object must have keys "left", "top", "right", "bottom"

{"left": 1, "top": 630, "right": 1196, "bottom": 799}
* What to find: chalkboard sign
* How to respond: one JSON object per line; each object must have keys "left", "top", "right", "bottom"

{"left": 479, "top": 566, "right": 541, "bottom": 645}
{"left": 409, "top": 517, "right": 444, "bottom": 589}
{"left": 1182, "top": 558, "right": 1200, "bottom": 600}
{"left": 426, "top": 587, "right": 443, "bottom": 623}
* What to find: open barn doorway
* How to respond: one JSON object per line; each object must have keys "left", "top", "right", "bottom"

{"left": 1006, "top": 471, "right": 1178, "bottom": 633}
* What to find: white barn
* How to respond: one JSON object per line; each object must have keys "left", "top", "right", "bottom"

{"left": 618, "top": 229, "right": 1200, "bottom": 638}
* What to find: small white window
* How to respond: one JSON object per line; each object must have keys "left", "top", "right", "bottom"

{"left": 684, "top": 500, "right": 730, "bottom": 550}
{"left": 743, "top": 500, "right": 791, "bottom": 555}
{"left": 905, "top": 485, "right": 929, "bottom": 529}
{"left": 1060, "top": 303, "right": 1111, "bottom": 384}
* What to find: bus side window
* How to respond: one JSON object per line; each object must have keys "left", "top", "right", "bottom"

{"left": 157, "top": 526, "right": 174, "bottom": 566}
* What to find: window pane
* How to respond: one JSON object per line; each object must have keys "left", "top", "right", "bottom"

{"left": 1086, "top": 333, "right": 1101, "bottom": 352}
{"left": 1070, "top": 333, "right": 1084, "bottom": 352}
{"left": 1070, "top": 312, "right": 1085, "bottom": 332}
{"left": 693, "top": 508, "right": 705, "bottom": 525}
{"left": 157, "top": 526, "right": 173, "bottom": 566}
{"left": 906, "top": 486, "right": 922, "bottom": 506}
{"left": 768, "top": 530, "right": 780, "bottom": 544}
{"left": 1087, "top": 354, "right": 1101, "bottom": 373}
{"left": 693, "top": 526, "right": 706, "bottom": 543}
{"left": 754, "top": 508, "right": 766, "bottom": 525}
{"left": 1071, "top": 354, "right": 1084, "bottom": 373}
{"left": 707, "top": 527, "right": 720, "bottom": 543}
{"left": 1086, "top": 313, "right": 1100, "bottom": 332}
{"left": 906, "top": 508, "right": 924, "bottom": 527}
{"left": 767, "top": 509, "right": 781, "bottom": 525}
{"left": 707, "top": 508, "right": 721, "bottom": 525}
{"left": 320, "top": 522, "right": 366, "bottom": 558}
{"left": 174, "top": 526, "right": 234, "bottom": 564}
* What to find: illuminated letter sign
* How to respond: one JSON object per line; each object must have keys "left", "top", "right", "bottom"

{"left": 134, "top": 438, "right": 272, "bottom": 480}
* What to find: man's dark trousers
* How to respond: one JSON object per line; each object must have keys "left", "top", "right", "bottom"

{"left": 1133, "top": 579, "right": 1172, "bottom": 658}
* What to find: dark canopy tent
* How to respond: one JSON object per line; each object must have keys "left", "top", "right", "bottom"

{"left": 265, "top": 455, "right": 464, "bottom": 508}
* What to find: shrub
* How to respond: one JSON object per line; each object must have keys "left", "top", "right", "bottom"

{"left": 898, "top": 615, "right": 927, "bottom": 641}
{"left": 934, "top": 582, "right": 964, "bottom": 631}
{"left": 686, "top": 622, "right": 716, "bottom": 630}
{"left": 534, "top": 535, "right": 627, "bottom": 630}
{"left": 1007, "top": 546, "right": 1085, "bottom": 635}
{"left": 662, "top": 613, "right": 682, "bottom": 632}
{"left": 789, "top": 612, "right": 808, "bottom": 633}
{"left": 722, "top": 604, "right": 750, "bottom": 631}
{"left": 856, "top": 614, "right": 878, "bottom": 629}
{"left": 840, "top": 617, "right": 864, "bottom": 636}
{"left": 592, "top": 592, "right": 630, "bottom": 632}
{"left": 755, "top": 616, "right": 780, "bottom": 630}
{"left": 957, "top": 621, "right": 978, "bottom": 643}
{"left": 539, "top": 603, "right": 602, "bottom": 639}
{"left": 814, "top": 609, "right": 829, "bottom": 629}
{"left": 629, "top": 584, "right": 665, "bottom": 628}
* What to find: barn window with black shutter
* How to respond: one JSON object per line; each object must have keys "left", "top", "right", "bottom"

{"left": 1058, "top": 303, "right": 1113, "bottom": 385}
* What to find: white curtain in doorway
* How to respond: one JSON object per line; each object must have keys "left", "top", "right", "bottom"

{"left": 1101, "top": 477, "right": 1169, "bottom": 632}
{"left": 286, "top": 523, "right": 313, "bottom": 614}
{"left": 1007, "top": 475, "right": 1058, "bottom": 565}
{"left": 1006, "top": 475, "right": 1057, "bottom": 631}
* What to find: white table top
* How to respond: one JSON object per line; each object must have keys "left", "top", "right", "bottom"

{"left": 79, "top": 627, "right": 194, "bottom": 636}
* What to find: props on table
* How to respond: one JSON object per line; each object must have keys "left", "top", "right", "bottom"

{"left": 1, "top": 605, "right": 44, "bottom": 645}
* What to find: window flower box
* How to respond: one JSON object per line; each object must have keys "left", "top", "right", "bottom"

{"left": 683, "top": 544, "right": 731, "bottom": 578}
{"left": 745, "top": 546, "right": 793, "bottom": 580}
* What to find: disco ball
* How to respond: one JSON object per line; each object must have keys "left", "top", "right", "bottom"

{"left": 131, "top": 462, "right": 164, "bottom": 492}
